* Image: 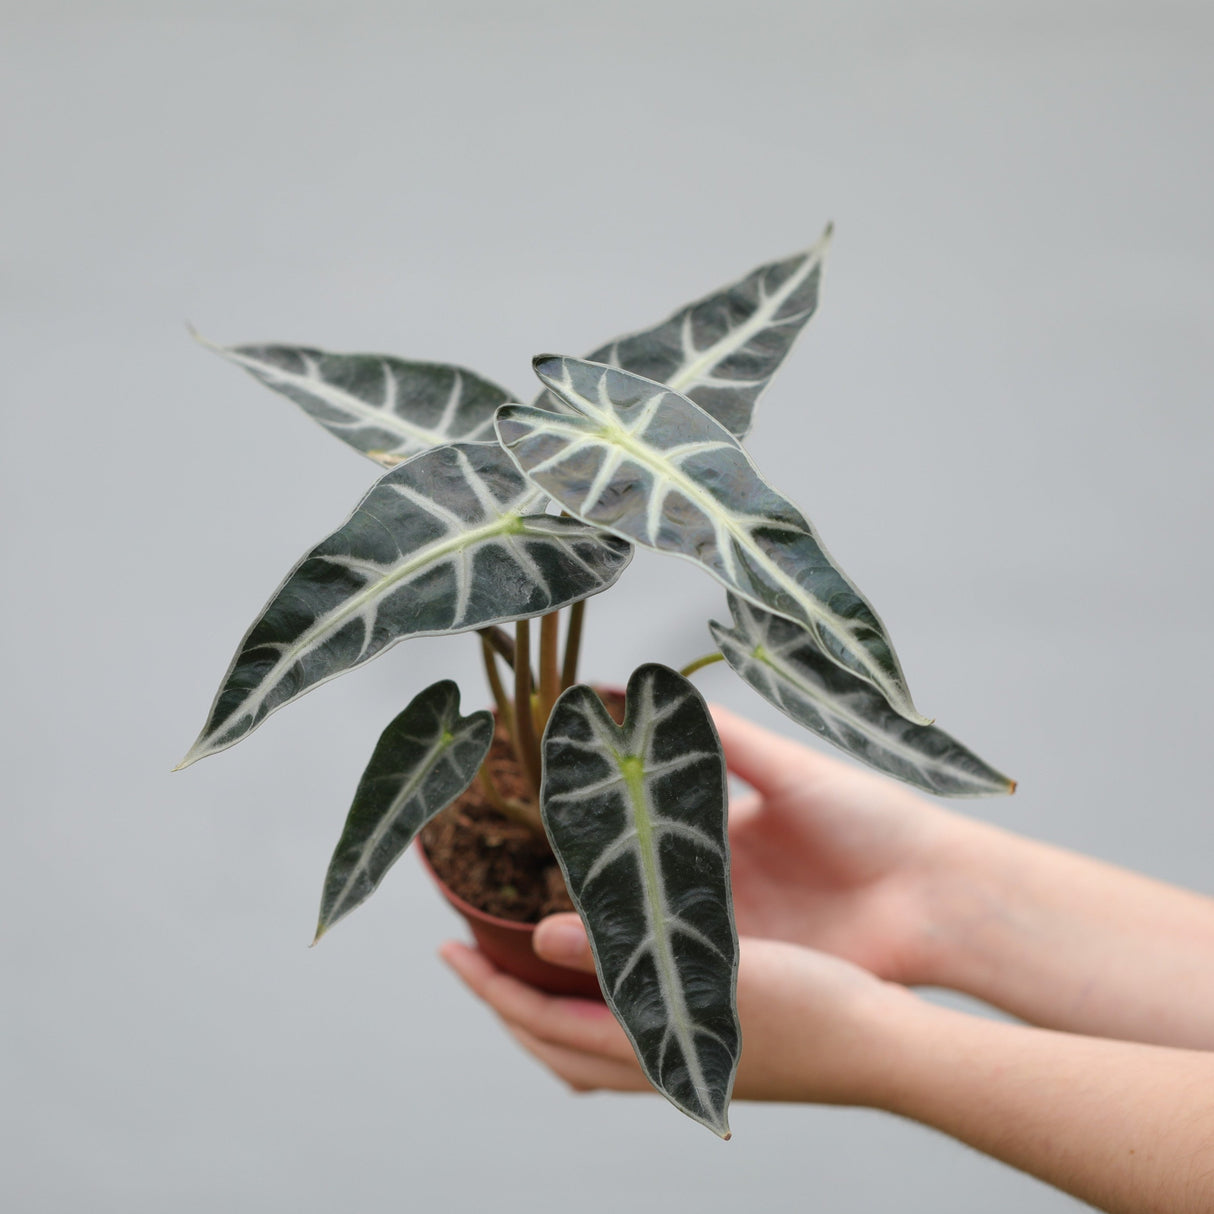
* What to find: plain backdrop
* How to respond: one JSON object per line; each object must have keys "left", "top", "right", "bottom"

{"left": 3, "top": 2, "right": 1212, "bottom": 1211}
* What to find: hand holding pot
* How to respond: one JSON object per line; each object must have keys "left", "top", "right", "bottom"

{"left": 443, "top": 916, "right": 1214, "bottom": 1214}
{"left": 443, "top": 710, "right": 1214, "bottom": 1211}
{"left": 441, "top": 925, "right": 912, "bottom": 1105}
{"left": 716, "top": 706, "right": 1214, "bottom": 1047}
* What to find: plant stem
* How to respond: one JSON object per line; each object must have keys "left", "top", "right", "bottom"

{"left": 478, "top": 764, "right": 543, "bottom": 832}
{"left": 478, "top": 764, "right": 511, "bottom": 814}
{"left": 561, "top": 599, "right": 586, "bottom": 691}
{"left": 513, "top": 618, "right": 543, "bottom": 801}
{"left": 679, "top": 652, "right": 725, "bottom": 679}
{"left": 478, "top": 625, "right": 516, "bottom": 670}
{"left": 480, "top": 635, "right": 515, "bottom": 744}
{"left": 539, "top": 611, "right": 561, "bottom": 719}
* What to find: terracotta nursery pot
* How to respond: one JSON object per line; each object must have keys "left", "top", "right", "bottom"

{"left": 419, "top": 842, "right": 603, "bottom": 999}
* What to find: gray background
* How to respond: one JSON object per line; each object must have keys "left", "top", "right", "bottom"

{"left": 4, "top": 1, "right": 1212, "bottom": 1210}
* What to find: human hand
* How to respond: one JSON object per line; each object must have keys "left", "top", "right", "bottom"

{"left": 712, "top": 705, "right": 958, "bottom": 983}
{"left": 440, "top": 919, "right": 918, "bottom": 1105}
{"left": 444, "top": 908, "right": 1214, "bottom": 1214}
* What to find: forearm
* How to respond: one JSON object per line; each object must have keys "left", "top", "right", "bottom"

{"left": 867, "top": 1001, "right": 1214, "bottom": 1214}
{"left": 910, "top": 814, "right": 1214, "bottom": 1045}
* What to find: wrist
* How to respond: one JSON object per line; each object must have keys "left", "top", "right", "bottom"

{"left": 735, "top": 940, "right": 933, "bottom": 1107}
{"left": 833, "top": 978, "right": 938, "bottom": 1110}
{"left": 869, "top": 802, "right": 986, "bottom": 988}
{"left": 895, "top": 808, "right": 1015, "bottom": 990}
{"left": 861, "top": 993, "right": 1004, "bottom": 1119}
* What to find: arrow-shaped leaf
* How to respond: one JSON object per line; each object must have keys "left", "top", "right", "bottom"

{"left": 560, "top": 227, "right": 832, "bottom": 439}
{"left": 314, "top": 680, "right": 494, "bottom": 942}
{"left": 712, "top": 596, "right": 1014, "bottom": 797}
{"left": 498, "top": 356, "right": 927, "bottom": 724}
{"left": 177, "top": 441, "right": 631, "bottom": 768}
{"left": 541, "top": 664, "right": 740, "bottom": 1138}
{"left": 199, "top": 336, "right": 513, "bottom": 466}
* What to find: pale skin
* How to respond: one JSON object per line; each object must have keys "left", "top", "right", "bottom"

{"left": 441, "top": 706, "right": 1214, "bottom": 1214}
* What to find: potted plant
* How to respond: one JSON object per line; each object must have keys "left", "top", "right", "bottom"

{"left": 176, "top": 227, "right": 1013, "bottom": 1138}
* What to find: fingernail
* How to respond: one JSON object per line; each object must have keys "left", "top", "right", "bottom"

{"left": 535, "top": 920, "right": 586, "bottom": 962}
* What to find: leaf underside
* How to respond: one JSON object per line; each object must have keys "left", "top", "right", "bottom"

{"left": 536, "top": 228, "right": 832, "bottom": 439}
{"left": 541, "top": 664, "right": 740, "bottom": 1137}
{"left": 712, "top": 596, "right": 1014, "bottom": 797}
{"left": 499, "top": 356, "right": 926, "bottom": 724}
{"left": 178, "top": 441, "right": 631, "bottom": 767}
{"left": 202, "top": 337, "right": 514, "bottom": 466}
{"left": 315, "top": 680, "right": 494, "bottom": 941}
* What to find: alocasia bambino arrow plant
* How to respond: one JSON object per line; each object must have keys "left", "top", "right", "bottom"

{"left": 177, "top": 226, "right": 1013, "bottom": 1138}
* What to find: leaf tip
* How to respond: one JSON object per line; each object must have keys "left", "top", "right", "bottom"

{"left": 173, "top": 737, "right": 209, "bottom": 771}
{"left": 310, "top": 923, "right": 327, "bottom": 948}
{"left": 891, "top": 703, "right": 934, "bottom": 728}
{"left": 531, "top": 353, "right": 566, "bottom": 383}
{"left": 186, "top": 323, "right": 223, "bottom": 355}
{"left": 1006, "top": 777, "right": 1018, "bottom": 795}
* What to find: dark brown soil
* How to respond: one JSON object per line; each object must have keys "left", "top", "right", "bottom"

{"left": 419, "top": 689, "right": 625, "bottom": 924}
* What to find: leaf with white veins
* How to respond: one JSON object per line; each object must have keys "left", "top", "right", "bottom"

{"left": 712, "top": 596, "right": 1014, "bottom": 797}
{"left": 549, "top": 227, "right": 831, "bottom": 438}
{"left": 541, "top": 664, "right": 739, "bottom": 1137}
{"left": 177, "top": 441, "right": 631, "bottom": 767}
{"left": 498, "top": 356, "right": 927, "bottom": 724}
{"left": 198, "top": 335, "right": 513, "bottom": 466}
{"left": 314, "top": 680, "right": 493, "bottom": 942}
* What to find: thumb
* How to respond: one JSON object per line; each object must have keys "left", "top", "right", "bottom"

{"left": 533, "top": 913, "right": 597, "bottom": 972}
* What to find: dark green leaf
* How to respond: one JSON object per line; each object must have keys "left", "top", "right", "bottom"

{"left": 198, "top": 335, "right": 513, "bottom": 465}
{"left": 560, "top": 228, "right": 832, "bottom": 438}
{"left": 712, "top": 595, "right": 1014, "bottom": 797}
{"left": 314, "top": 680, "right": 493, "bottom": 941}
{"left": 541, "top": 664, "right": 739, "bottom": 1137}
{"left": 499, "top": 356, "right": 927, "bottom": 724}
{"left": 177, "top": 442, "right": 631, "bottom": 767}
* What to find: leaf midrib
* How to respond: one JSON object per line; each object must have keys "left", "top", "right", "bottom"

{"left": 619, "top": 749, "right": 714, "bottom": 1118}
